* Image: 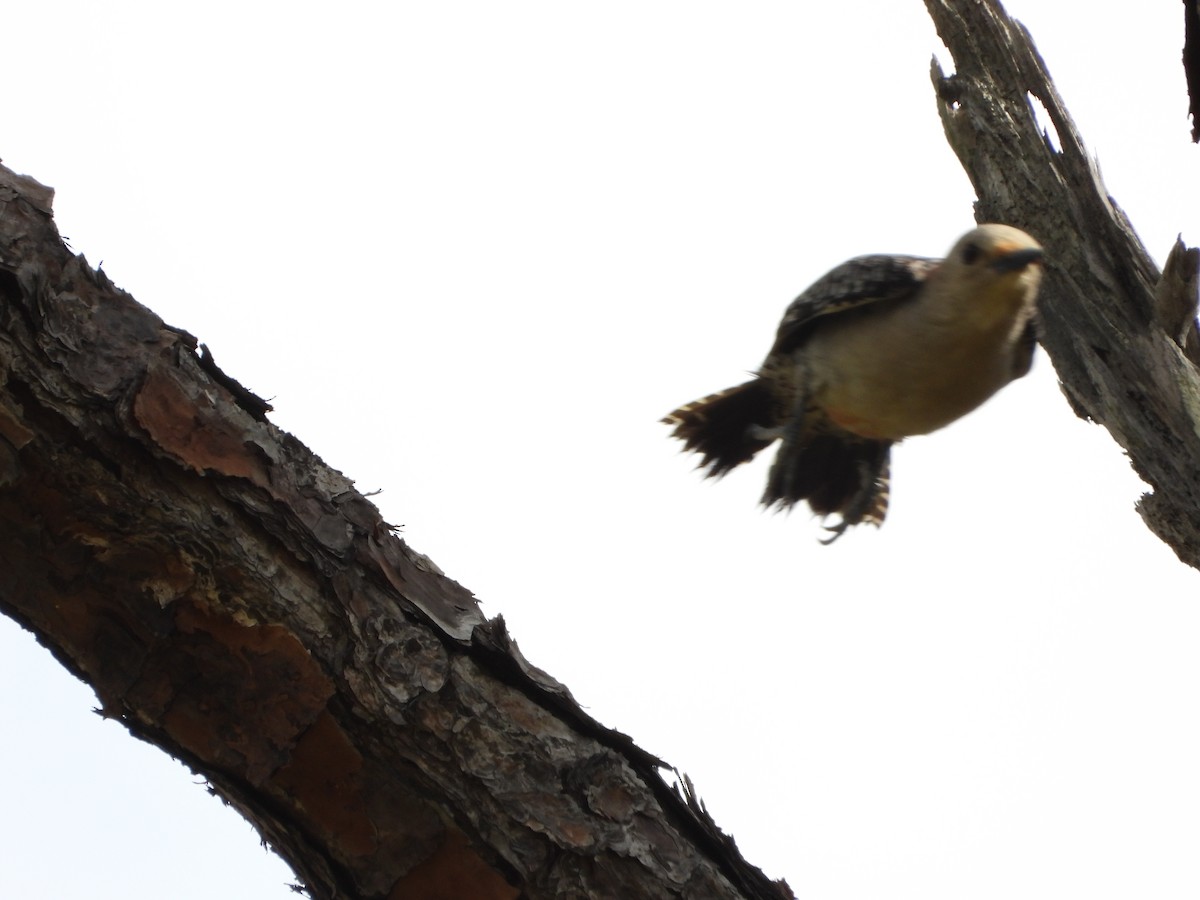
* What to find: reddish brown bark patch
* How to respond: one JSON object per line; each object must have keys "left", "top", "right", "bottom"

{"left": 270, "top": 710, "right": 377, "bottom": 859}
{"left": 388, "top": 829, "right": 520, "bottom": 900}
{"left": 149, "top": 603, "right": 334, "bottom": 784}
{"left": 133, "top": 364, "right": 269, "bottom": 485}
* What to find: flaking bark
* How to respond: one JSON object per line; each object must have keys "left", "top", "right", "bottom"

{"left": 0, "top": 164, "right": 791, "bottom": 899}
{"left": 925, "top": 0, "right": 1200, "bottom": 569}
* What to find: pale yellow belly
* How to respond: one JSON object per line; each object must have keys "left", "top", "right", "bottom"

{"left": 802, "top": 307, "right": 1025, "bottom": 441}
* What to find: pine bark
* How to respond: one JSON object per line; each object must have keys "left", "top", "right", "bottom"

{"left": 0, "top": 166, "right": 790, "bottom": 899}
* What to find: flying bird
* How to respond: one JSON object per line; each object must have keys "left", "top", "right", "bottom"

{"left": 662, "top": 224, "right": 1044, "bottom": 542}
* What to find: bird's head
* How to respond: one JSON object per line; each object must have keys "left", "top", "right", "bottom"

{"left": 948, "top": 223, "right": 1043, "bottom": 281}
{"left": 934, "top": 224, "right": 1044, "bottom": 322}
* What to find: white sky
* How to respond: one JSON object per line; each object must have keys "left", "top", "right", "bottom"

{"left": 3, "top": 2, "right": 1200, "bottom": 898}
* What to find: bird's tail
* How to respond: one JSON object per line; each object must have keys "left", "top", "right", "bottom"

{"left": 661, "top": 379, "right": 776, "bottom": 477}
{"left": 763, "top": 433, "right": 892, "bottom": 542}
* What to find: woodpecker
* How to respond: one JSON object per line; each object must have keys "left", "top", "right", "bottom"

{"left": 662, "top": 224, "right": 1044, "bottom": 542}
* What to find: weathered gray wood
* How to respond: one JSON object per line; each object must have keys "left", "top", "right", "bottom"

{"left": 0, "top": 164, "right": 791, "bottom": 899}
{"left": 926, "top": 0, "right": 1200, "bottom": 568}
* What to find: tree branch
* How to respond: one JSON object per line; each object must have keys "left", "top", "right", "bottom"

{"left": 925, "top": 0, "right": 1200, "bottom": 567}
{"left": 0, "top": 163, "right": 790, "bottom": 899}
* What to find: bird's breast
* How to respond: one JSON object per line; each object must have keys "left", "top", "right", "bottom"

{"left": 797, "top": 300, "right": 1033, "bottom": 440}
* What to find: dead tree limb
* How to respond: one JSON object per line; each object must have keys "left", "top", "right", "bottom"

{"left": 0, "top": 164, "right": 791, "bottom": 899}
{"left": 925, "top": 0, "right": 1200, "bottom": 568}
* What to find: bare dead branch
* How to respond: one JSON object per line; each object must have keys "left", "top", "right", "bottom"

{"left": 925, "top": 0, "right": 1200, "bottom": 568}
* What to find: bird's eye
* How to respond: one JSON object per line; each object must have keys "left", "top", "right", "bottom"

{"left": 961, "top": 242, "right": 982, "bottom": 264}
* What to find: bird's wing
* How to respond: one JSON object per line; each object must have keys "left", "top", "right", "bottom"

{"left": 769, "top": 254, "right": 941, "bottom": 356}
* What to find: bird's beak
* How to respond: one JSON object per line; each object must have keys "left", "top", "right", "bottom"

{"left": 990, "top": 246, "right": 1044, "bottom": 274}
